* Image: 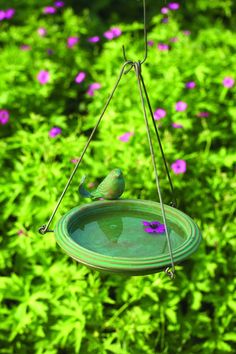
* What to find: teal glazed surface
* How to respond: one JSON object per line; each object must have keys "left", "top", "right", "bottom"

{"left": 54, "top": 199, "right": 202, "bottom": 276}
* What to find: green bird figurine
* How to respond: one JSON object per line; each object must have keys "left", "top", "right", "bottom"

{"left": 79, "top": 168, "right": 125, "bottom": 200}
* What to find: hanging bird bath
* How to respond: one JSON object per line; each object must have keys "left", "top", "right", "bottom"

{"left": 54, "top": 199, "right": 201, "bottom": 276}
{"left": 39, "top": 0, "right": 202, "bottom": 279}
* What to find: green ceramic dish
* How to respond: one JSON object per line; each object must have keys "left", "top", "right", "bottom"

{"left": 55, "top": 199, "right": 202, "bottom": 276}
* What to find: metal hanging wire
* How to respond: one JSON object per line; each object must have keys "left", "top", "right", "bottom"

{"left": 122, "top": 0, "right": 147, "bottom": 65}
{"left": 122, "top": 0, "right": 176, "bottom": 207}
{"left": 38, "top": 60, "right": 133, "bottom": 235}
{"left": 39, "top": 0, "right": 176, "bottom": 279}
{"left": 133, "top": 61, "right": 175, "bottom": 279}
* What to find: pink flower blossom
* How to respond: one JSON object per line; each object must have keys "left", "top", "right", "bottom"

{"left": 71, "top": 158, "right": 81, "bottom": 164}
{"left": 222, "top": 76, "right": 234, "bottom": 88}
{"left": 143, "top": 220, "right": 166, "bottom": 234}
{"left": 54, "top": 1, "right": 64, "bottom": 7}
{"left": 175, "top": 101, "right": 187, "bottom": 112}
{"left": 162, "top": 18, "right": 169, "bottom": 24}
{"left": 67, "top": 36, "right": 79, "bottom": 48}
{"left": 0, "top": 11, "right": 5, "bottom": 21}
{"left": 17, "top": 229, "right": 28, "bottom": 237}
{"left": 158, "top": 43, "right": 169, "bottom": 51}
{"left": 161, "top": 7, "right": 169, "bottom": 14}
{"left": 168, "top": 2, "right": 180, "bottom": 10}
{"left": 20, "top": 45, "right": 31, "bottom": 51}
{"left": 5, "top": 9, "right": 15, "bottom": 19}
{"left": 171, "top": 160, "right": 186, "bottom": 174}
{"left": 87, "top": 83, "right": 101, "bottom": 96}
{"left": 154, "top": 108, "right": 166, "bottom": 120}
{"left": 183, "top": 30, "right": 191, "bottom": 36}
{"left": 75, "top": 72, "right": 86, "bottom": 84}
{"left": 111, "top": 27, "right": 122, "bottom": 37}
{"left": 38, "top": 27, "right": 47, "bottom": 36}
{"left": 170, "top": 37, "right": 178, "bottom": 42}
{"left": 197, "top": 112, "right": 209, "bottom": 118}
{"left": 172, "top": 122, "right": 183, "bottom": 128}
{"left": 186, "top": 81, "right": 196, "bottom": 89}
{"left": 147, "top": 40, "right": 154, "bottom": 46}
{"left": 104, "top": 27, "right": 122, "bottom": 40}
{"left": 37, "top": 70, "right": 50, "bottom": 85}
{"left": 104, "top": 30, "right": 114, "bottom": 40}
{"left": 88, "top": 36, "right": 100, "bottom": 43}
{"left": 0, "top": 110, "right": 9, "bottom": 125}
{"left": 43, "top": 6, "right": 56, "bottom": 14}
{"left": 118, "top": 132, "right": 133, "bottom": 142}
{"left": 0, "top": 9, "right": 15, "bottom": 21}
{"left": 49, "top": 127, "right": 61, "bottom": 138}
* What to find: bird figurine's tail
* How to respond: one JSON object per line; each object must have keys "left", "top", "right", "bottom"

{"left": 78, "top": 175, "right": 92, "bottom": 199}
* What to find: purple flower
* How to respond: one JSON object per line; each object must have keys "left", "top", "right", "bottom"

{"left": 38, "top": 27, "right": 47, "bottom": 36}
{"left": 162, "top": 18, "right": 169, "bottom": 24}
{"left": 168, "top": 2, "right": 180, "bottom": 10}
{"left": 175, "top": 101, "right": 187, "bottom": 111}
{"left": 172, "top": 122, "right": 183, "bottom": 128}
{"left": 197, "top": 112, "right": 209, "bottom": 118}
{"left": 158, "top": 43, "right": 169, "bottom": 51}
{"left": 104, "top": 30, "right": 114, "bottom": 40}
{"left": 154, "top": 108, "right": 166, "bottom": 120}
{"left": 161, "top": 7, "right": 169, "bottom": 14}
{"left": 171, "top": 159, "right": 186, "bottom": 174}
{"left": 118, "top": 132, "right": 133, "bottom": 142}
{"left": 186, "top": 81, "right": 196, "bottom": 89}
{"left": 0, "top": 10, "right": 5, "bottom": 21}
{"left": 71, "top": 158, "right": 80, "bottom": 164}
{"left": 75, "top": 72, "right": 86, "bottom": 84}
{"left": 37, "top": 70, "right": 50, "bottom": 85}
{"left": 54, "top": 1, "right": 64, "bottom": 7}
{"left": 222, "top": 76, "right": 234, "bottom": 88}
{"left": 0, "top": 9, "right": 15, "bottom": 21}
{"left": 49, "top": 127, "right": 61, "bottom": 138}
{"left": 88, "top": 36, "right": 100, "bottom": 43}
{"left": 142, "top": 221, "right": 166, "bottom": 234}
{"left": 67, "top": 36, "right": 79, "bottom": 48}
{"left": 111, "top": 27, "right": 122, "bottom": 37}
{"left": 20, "top": 45, "right": 31, "bottom": 51}
{"left": 17, "top": 229, "right": 28, "bottom": 237}
{"left": 104, "top": 27, "right": 122, "bottom": 40}
{"left": 170, "top": 37, "right": 178, "bottom": 42}
{"left": 5, "top": 9, "right": 15, "bottom": 19}
{"left": 183, "top": 30, "right": 191, "bottom": 36}
{"left": 47, "top": 49, "right": 54, "bottom": 55}
{"left": 87, "top": 83, "right": 101, "bottom": 96}
{"left": 43, "top": 6, "right": 56, "bottom": 14}
{"left": 0, "top": 110, "right": 9, "bottom": 125}
{"left": 147, "top": 40, "right": 154, "bottom": 47}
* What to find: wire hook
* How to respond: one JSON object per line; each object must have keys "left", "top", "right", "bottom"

{"left": 122, "top": 0, "right": 148, "bottom": 65}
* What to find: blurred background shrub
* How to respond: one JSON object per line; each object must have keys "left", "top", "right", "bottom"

{"left": 0, "top": 0, "right": 236, "bottom": 353}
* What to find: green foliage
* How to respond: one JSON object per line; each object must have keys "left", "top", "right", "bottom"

{"left": 0, "top": 1, "right": 236, "bottom": 353}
